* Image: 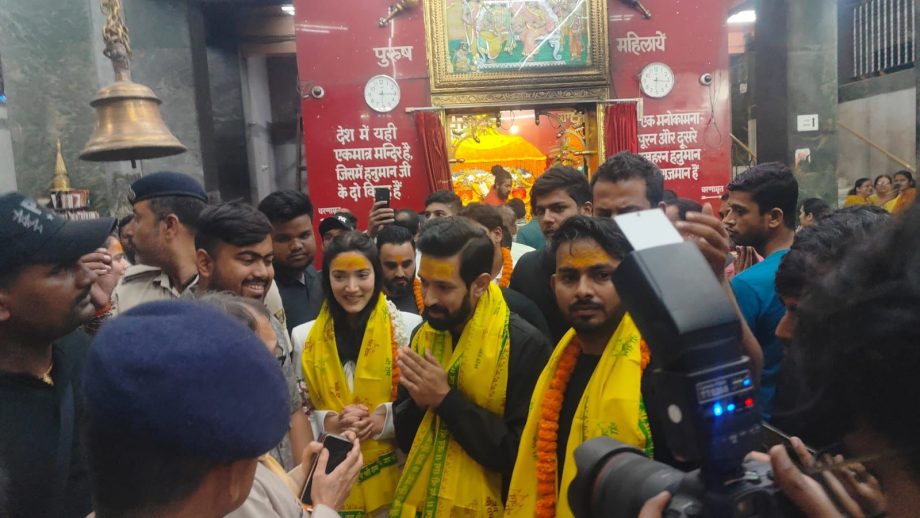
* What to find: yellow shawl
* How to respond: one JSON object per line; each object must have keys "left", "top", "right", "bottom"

{"left": 505, "top": 314, "right": 653, "bottom": 518}
{"left": 302, "top": 294, "right": 400, "bottom": 515}
{"left": 390, "top": 283, "right": 510, "bottom": 517}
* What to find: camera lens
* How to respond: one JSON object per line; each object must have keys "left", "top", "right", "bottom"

{"left": 571, "top": 438, "right": 696, "bottom": 518}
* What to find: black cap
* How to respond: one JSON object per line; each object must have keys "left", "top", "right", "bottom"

{"left": 319, "top": 212, "right": 357, "bottom": 236}
{"left": 0, "top": 192, "right": 116, "bottom": 270}
{"left": 128, "top": 171, "right": 207, "bottom": 204}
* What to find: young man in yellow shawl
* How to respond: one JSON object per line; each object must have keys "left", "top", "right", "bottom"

{"left": 392, "top": 216, "right": 552, "bottom": 517}
{"left": 504, "top": 215, "right": 653, "bottom": 518}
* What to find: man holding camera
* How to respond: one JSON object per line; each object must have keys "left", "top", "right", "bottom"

{"left": 639, "top": 208, "right": 920, "bottom": 518}
{"left": 505, "top": 216, "right": 652, "bottom": 517}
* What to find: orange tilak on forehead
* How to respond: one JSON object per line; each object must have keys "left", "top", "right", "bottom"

{"left": 107, "top": 240, "right": 124, "bottom": 255}
{"left": 418, "top": 257, "right": 456, "bottom": 280}
{"left": 331, "top": 252, "right": 371, "bottom": 271}
{"left": 558, "top": 242, "right": 613, "bottom": 269}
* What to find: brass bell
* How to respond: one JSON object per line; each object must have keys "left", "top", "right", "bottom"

{"left": 52, "top": 139, "right": 73, "bottom": 191}
{"left": 80, "top": 79, "right": 187, "bottom": 162}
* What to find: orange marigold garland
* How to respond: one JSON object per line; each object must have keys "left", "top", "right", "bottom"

{"left": 499, "top": 247, "right": 513, "bottom": 288}
{"left": 535, "top": 339, "right": 582, "bottom": 517}
{"left": 412, "top": 277, "right": 424, "bottom": 314}
{"left": 639, "top": 339, "right": 651, "bottom": 371}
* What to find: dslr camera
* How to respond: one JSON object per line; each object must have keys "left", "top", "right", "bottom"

{"left": 569, "top": 238, "right": 795, "bottom": 517}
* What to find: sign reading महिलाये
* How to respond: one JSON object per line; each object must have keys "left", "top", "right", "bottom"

{"left": 615, "top": 31, "right": 667, "bottom": 55}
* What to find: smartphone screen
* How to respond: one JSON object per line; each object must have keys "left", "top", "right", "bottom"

{"left": 300, "top": 435, "right": 354, "bottom": 505}
{"left": 374, "top": 187, "right": 390, "bottom": 207}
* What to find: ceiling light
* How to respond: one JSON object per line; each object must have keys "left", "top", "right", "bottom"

{"left": 281, "top": 4, "right": 295, "bottom": 15}
{"left": 727, "top": 10, "right": 755, "bottom": 24}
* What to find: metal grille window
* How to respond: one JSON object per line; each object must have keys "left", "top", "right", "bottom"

{"left": 853, "top": 0, "right": 915, "bottom": 78}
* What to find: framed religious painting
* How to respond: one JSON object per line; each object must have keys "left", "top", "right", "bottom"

{"left": 424, "top": 0, "right": 609, "bottom": 106}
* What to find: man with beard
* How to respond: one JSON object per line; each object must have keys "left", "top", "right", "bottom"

{"left": 194, "top": 201, "right": 311, "bottom": 470}
{"left": 484, "top": 165, "right": 513, "bottom": 206}
{"left": 258, "top": 190, "right": 323, "bottom": 333}
{"left": 458, "top": 203, "right": 550, "bottom": 336}
{"left": 770, "top": 205, "right": 890, "bottom": 445}
{"left": 375, "top": 224, "right": 419, "bottom": 314}
{"left": 392, "top": 217, "right": 551, "bottom": 516}
{"left": 722, "top": 162, "right": 797, "bottom": 420}
{"left": 111, "top": 172, "right": 207, "bottom": 314}
{"left": 510, "top": 166, "right": 593, "bottom": 344}
{"left": 0, "top": 192, "right": 115, "bottom": 518}
{"left": 506, "top": 216, "right": 652, "bottom": 517}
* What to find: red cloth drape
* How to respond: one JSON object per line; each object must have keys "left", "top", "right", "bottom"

{"left": 604, "top": 103, "right": 639, "bottom": 158}
{"left": 415, "top": 111, "right": 452, "bottom": 193}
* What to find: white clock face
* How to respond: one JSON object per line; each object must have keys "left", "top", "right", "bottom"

{"left": 639, "top": 62, "right": 675, "bottom": 99}
{"left": 364, "top": 75, "right": 401, "bottom": 113}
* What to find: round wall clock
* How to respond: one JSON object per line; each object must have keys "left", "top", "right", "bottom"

{"left": 639, "top": 62, "right": 676, "bottom": 99}
{"left": 364, "top": 74, "right": 401, "bottom": 113}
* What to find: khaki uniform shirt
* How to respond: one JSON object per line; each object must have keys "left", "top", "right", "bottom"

{"left": 111, "top": 265, "right": 198, "bottom": 316}
{"left": 112, "top": 265, "right": 288, "bottom": 330}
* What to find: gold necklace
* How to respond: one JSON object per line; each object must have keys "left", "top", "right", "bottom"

{"left": 38, "top": 360, "right": 54, "bottom": 386}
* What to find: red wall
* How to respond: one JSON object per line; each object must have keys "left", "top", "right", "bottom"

{"left": 293, "top": 3, "right": 431, "bottom": 228}
{"left": 294, "top": 0, "right": 732, "bottom": 221}
{"left": 608, "top": 1, "right": 732, "bottom": 204}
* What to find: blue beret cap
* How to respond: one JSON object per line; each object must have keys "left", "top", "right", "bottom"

{"left": 129, "top": 171, "right": 207, "bottom": 204}
{"left": 84, "top": 300, "right": 290, "bottom": 461}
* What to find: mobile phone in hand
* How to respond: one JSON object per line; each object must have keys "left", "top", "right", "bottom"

{"left": 374, "top": 187, "right": 391, "bottom": 208}
{"left": 300, "top": 434, "right": 354, "bottom": 505}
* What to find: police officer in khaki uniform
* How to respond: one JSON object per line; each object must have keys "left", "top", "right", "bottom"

{"left": 112, "top": 171, "right": 289, "bottom": 328}
{"left": 111, "top": 172, "right": 209, "bottom": 315}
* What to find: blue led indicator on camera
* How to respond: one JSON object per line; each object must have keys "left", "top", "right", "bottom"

{"left": 727, "top": 403, "right": 736, "bottom": 412}
{"left": 743, "top": 378, "right": 752, "bottom": 387}
{"left": 713, "top": 403, "right": 724, "bottom": 417}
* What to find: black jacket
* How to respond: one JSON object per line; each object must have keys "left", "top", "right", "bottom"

{"left": 510, "top": 248, "right": 570, "bottom": 344}
{"left": 394, "top": 313, "right": 551, "bottom": 500}
{"left": 274, "top": 265, "right": 324, "bottom": 333}
{"left": 0, "top": 331, "right": 92, "bottom": 518}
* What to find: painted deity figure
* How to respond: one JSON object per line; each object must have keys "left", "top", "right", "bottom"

{"left": 515, "top": 1, "right": 558, "bottom": 59}
{"left": 476, "top": 4, "right": 513, "bottom": 62}
{"left": 461, "top": 0, "right": 485, "bottom": 62}
{"left": 453, "top": 42, "right": 474, "bottom": 72}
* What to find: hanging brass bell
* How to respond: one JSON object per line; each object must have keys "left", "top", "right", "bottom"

{"left": 79, "top": 79, "right": 187, "bottom": 162}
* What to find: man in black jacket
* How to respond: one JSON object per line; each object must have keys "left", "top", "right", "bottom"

{"left": 0, "top": 192, "right": 115, "bottom": 518}
{"left": 393, "top": 217, "right": 550, "bottom": 514}
{"left": 510, "top": 166, "right": 593, "bottom": 344}
{"left": 258, "top": 190, "right": 324, "bottom": 333}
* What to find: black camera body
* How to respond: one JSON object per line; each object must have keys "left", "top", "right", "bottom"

{"left": 570, "top": 437, "right": 790, "bottom": 518}
{"left": 569, "top": 241, "right": 794, "bottom": 517}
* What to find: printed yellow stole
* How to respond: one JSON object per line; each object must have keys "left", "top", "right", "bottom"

{"left": 302, "top": 294, "right": 400, "bottom": 516}
{"left": 390, "top": 283, "right": 510, "bottom": 518}
{"left": 504, "top": 314, "right": 653, "bottom": 518}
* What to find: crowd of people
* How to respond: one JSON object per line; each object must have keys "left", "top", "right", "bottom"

{"left": 843, "top": 171, "right": 917, "bottom": 213}
{"left": 1, "top": 152, "right": 919, "bottom": 518}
